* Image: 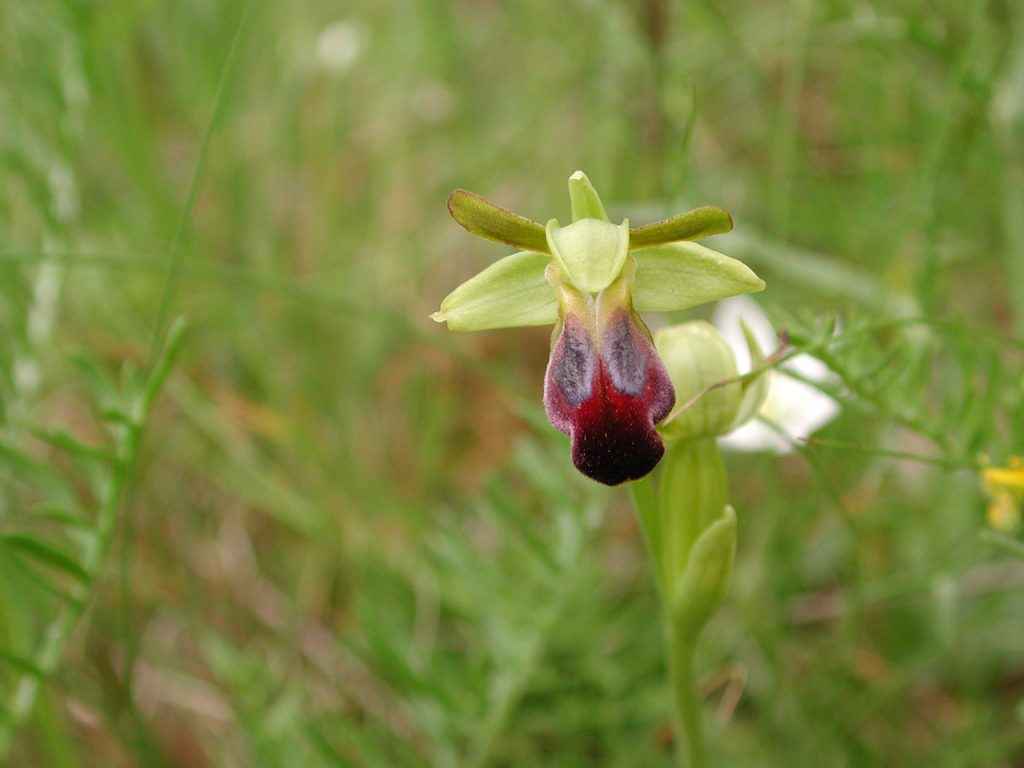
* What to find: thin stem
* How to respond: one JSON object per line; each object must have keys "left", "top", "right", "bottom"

{"left": 639, "top": 438, "right": 728, "bottom": 767}
{"left": 909, "top": 0, "right": 989, "bottom": 314}
{"left": 768, "top": 0, "right": 812, "bottom": 240}
{"left": 120, "top": 1, "right": 254, "bottom": 705}
{"left": 668, "top": 634, "right": 705, "bottom": 768}
{"left": 994, "top": 12, "right": 1024, "bottom": 335}
{"left": 800, "top": 435, "right": 976, "bottom": 470}
{"left": 145, "top": 0, "right": 255, "bottom": 366}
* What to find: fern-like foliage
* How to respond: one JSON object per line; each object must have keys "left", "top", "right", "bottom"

{"left": 779, "top": 309, "right": 1024, "bottom": 465}
{"left": 0, "top": 322, "right": 187, "bottom": 759}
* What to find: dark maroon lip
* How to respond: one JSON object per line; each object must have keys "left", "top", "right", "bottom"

{"left": 544, "top": 310, "right": 675, "bottom": 485}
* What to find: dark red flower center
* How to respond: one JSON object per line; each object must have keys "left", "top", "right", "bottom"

{"left": 544, "top": 309, "right": 675, "bottom": 485}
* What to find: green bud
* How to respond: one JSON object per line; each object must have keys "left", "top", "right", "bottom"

{"left": 657, "top": 436, "right": 728, "bottom": 594}
{"left": 671, "top": 505, "right": 736, "bottom": 644}
{"left": 655, "top": 322, "right": 741, "bottom": 439}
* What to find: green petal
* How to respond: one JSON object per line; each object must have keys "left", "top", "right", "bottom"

{"left": 629, "top": 206, "right": 733, "bottom": 249}
{"left": 430, "top": 251, "right": 556, "bottom": 331}
{"left": 567, "top": 170, "right": 609, "bottom": 222}
{"left": 545, "top": 218, "right": 629, "bottom": 295}
{"left": 633, "top": 242, "right": 765, "bottom": 312}
{"left": 447, "top": 189, "right": 550, "bottom": 254}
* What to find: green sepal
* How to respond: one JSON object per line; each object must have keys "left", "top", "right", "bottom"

{"left": 671, "top": 505, "right": 736, "bottom": 645}
{"left": 545, "top": 217, "right": 630, "bottom": 294}
{"left": 430, "top": 251, "right": 556, "bottom": 331}
{"left": 632, "top": 242, "right": 765, "bottom": 312}
{"left": 629, "top": 206, "right": 733, "bottom": 249}
{"left": 730, "top": 320, "right": 772, "bottom": 429}
{"left": 568, "top": 170, "right": 610, "bottom": 222}
{"left": 447, "top": 189, "right": 550, "bottom": 254}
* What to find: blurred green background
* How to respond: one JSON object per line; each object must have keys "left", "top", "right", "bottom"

{"left": 2, "top": 0, "right": 1024, "bottom": 765}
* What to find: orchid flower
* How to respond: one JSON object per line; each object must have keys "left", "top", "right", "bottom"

{"left": 711, "top": 296, "right": 840, "bottom": 453}
{"left": 432, "top": 172, "right": 764, "bottom": 485}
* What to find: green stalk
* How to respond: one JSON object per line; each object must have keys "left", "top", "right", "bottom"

{"left": 633, "top": 437, "right": 734, "bottom": 767}
{"left": 667, "top": 635, "right": 705, "bottom": 768}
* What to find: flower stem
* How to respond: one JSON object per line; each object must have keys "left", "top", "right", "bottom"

{"left": 668, "top": 632, "right": 705, "bottom": 768}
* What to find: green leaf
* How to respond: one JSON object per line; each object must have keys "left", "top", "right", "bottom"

{"left": 1, "top": 534, "right": 90, "bottom": 584}
{"left": 30, "top": 428, "right": 117, "bottom": 463}
{"left": 545, "top": 217, "right": 629, "bottom": 294}
{"left": 70, "top": 351, "right": 117, "bottom": 403}
{"left": 447, "top": 189, "right": 550, "bottom": 254}
{"left": 431, "top": 251, "right": 556, "bottom": 331}
{"left": 567, "top": 170, "right": 609, "bottom": 222}
{"left": 142, "top": 315, "right": 188, "bottom": 413}
{"left": 0, "top": 441, "right": 76, "bottom": 508}
{"left": 629, "top": 206, "right": 733, "bottom": 248}
{"left": 34, "top": 507, "right": 96, "bottom": 532}
{"left": 671, "top": 506, "right": 736, "bottom": 644}
{"left": 632, "top": 242, "right": 764, "bottom": 312}
{"left": 0, "top": 649, "right": 45, "bottom": 679}
{"left": 980, "top": 529, "right": 1024, "bottom": 559}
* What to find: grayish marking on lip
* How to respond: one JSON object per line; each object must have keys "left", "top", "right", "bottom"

{"left": 603, "top": 311, "right": 648, "bottom": 397}
{"left": 551, "top": 315, "right": 596, "bottom": 408}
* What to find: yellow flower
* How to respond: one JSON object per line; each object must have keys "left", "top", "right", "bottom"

{"left": 981, "top": 456, "right": 1024, "bottom": 533}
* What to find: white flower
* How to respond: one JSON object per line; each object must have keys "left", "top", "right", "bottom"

{"left": 713, "top": 296, "right": 840, "bottom": 453}
{"left": 315, "top": 21, "right": 367, "bottom": 76}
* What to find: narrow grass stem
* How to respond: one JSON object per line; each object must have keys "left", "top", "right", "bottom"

{"left": 146, "top": 0, "right": 255, "bottom": 367}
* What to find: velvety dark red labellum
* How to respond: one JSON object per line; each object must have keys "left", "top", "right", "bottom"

{"left": 544, "top": 310, "right": 676, "bottom": 485}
